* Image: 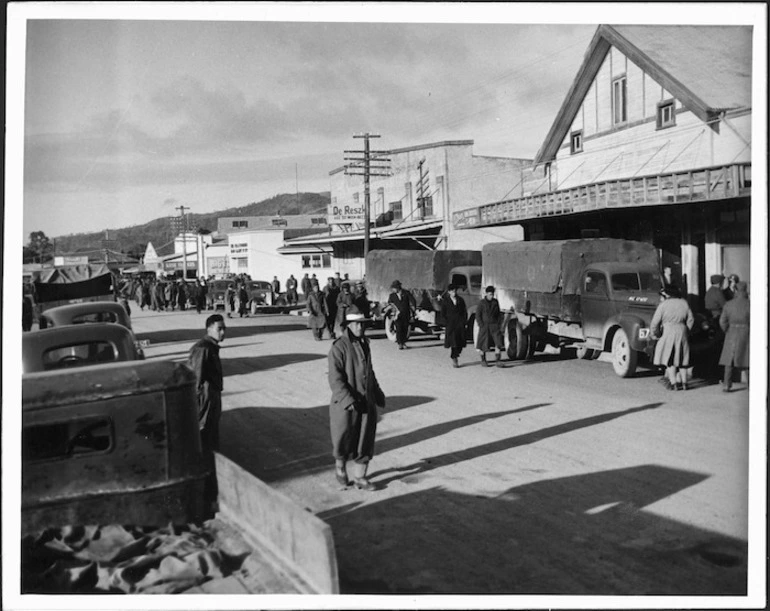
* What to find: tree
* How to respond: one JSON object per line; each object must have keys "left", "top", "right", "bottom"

{"left": 27, "top": 231, "right": 53, "bottom": 263}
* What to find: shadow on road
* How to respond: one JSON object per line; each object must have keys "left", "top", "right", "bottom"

{"left": 221, "top": 353, "right": 324, "bottom": 375}
{"left": 219, "top": 395, "right": 436, "bottom": 482}
{"left": 318, "top": 465, "right": 746, "bottom": 595}
{"left": 367, "top": 402, "right": 663, "bottom": 485}
{"left": 137, "top": 322, "right": 306, "bottom": 344}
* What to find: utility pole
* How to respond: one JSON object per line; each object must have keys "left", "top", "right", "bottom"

{"left": 176, "top": 205, "right": 189, "bottom": 279}
{"left": 416, "top": 158, "right": 428, "bottom": 220}
{"left": 344, "top": 134, "right": 391, "bottom": 266}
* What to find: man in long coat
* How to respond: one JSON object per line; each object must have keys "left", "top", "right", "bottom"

{"left": 476, "top": 285, "right": 505, "bottom": 367}
{"left": 306, "top": 283, "right": 327, "bottom": 340}
{"left": 334, "top": 281, "right": 355, "bottom": 337}
{"left": 328, "top": 305, "right": 385, "bottom": 491}
{"left": 385, "top": 280, "right": 415, "bottom": 350}
{"left": 440, "top": 283, "right": 467, "bottom": 368}
{"left": 719, "top": 281, "right": 750, "bottom": 392}
{"left": 323, "top": 277, "right": 340, "bottom": 339}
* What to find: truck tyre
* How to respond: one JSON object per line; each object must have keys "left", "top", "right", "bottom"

{"left": 611, "top": 329, "right": 638, "bottom": 377}
{"left": 575, "top": 345, "right": 595, "bottom": 360}
{"left": 505, "top": 319, "right": 529, "bottom": 360}
{"left": 250, "top": 300, "right": 258, "bottom": 315}
{"left": 384, "top": 314, "right": 411, "bottom": 343}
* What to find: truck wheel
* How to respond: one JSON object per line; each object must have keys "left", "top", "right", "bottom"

{"left": 384, "top": 314, "right": 411, "bottom": 342}
{"left": 575, "top": 345, "right": 595, "bottom": 360}
{"left": 505, "top": 319, "right": 529, "bottom": 360}
{"left": 470, "top": 315, "right": 479, "bottom": 345}
{"left": 250, "top": 300, "right": 258, "bottom": 315}
{"left": 611, "top": 329, "right": 638, "bottom": 377}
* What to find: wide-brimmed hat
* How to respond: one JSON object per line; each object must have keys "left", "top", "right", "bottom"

{"left": 390, "top": 280, "right": 402, "bottom": 289}
{"left": 345, "top": 305, "right": 373, "bottom": 323}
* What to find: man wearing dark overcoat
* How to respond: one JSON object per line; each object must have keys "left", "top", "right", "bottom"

{"left": 334, "top": 281, "right": 355, "bottom": 336}
{"left": 704, "top": 274, "right": 727, "bottom": 321}
{"left": 385, "top": 280, "right": 415, "bottom": 350}
{"left": 306, "top": 283, "right": 327, "bottom": 340}
{"left": 719, "top": 281, "right": 750, "bottom": 392}
{"left": 440, "top": 283, "right": 467, "bottom": 368}
{"left": 328, "top": 305, "right": 385, "bottom": 491}
{"left": 476, "top": 285, "right": 505, "bottom": 367}
{"left": 323, "top": 277, "right": 340, "bottom": 339}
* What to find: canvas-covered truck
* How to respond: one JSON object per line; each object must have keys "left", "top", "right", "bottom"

{"left": 482, "top": 239, "right": 663, "bottom": 377}
{"left": 366, "top": 249, "right": 482, "bottom": 341}
{"left": 31, "top": 264, "right": 118, "bottom": 326}
{"left": 21, "top": 358, "right": 338, "bottom": 594}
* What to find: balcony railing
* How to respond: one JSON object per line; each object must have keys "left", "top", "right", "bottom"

{"left": 453, "top": 162, "right": 751, "bottom": 229}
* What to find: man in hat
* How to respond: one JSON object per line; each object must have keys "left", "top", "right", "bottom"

{"left": 334, "top": 280, "right": 355, "bottom": 336}
{"left": 476, "top": 285, "right": 505, "bottom": 367}
{"left": 328, "top": 304, "right": 386, "bottom": 491}
{"left": 385, "top": 279, "right": 415, "bottom": 350}
{"left": 441, "top": 283, "right": 468, "bottom": 367}
{"left": 719, "top": 281, "right": 750, "bottom": 392}
{"left": 704, "top": 274, "right": 727, "bottom": 321}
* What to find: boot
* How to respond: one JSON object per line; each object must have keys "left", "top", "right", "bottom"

{"left": 350, "top": 462, "right": 376, "bottom": 491}
{"left": 452, "top": 357, "right": 459, "bottom": 368}
{"left": 480, "top": 353, "right": 488, "bottom": 367}
{"left": 495, "top": 352, "right": 502, "bottom": 367}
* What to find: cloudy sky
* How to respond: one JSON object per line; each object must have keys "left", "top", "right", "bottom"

{"left": 8, "top": 3, "right": 762, "bottom": 239}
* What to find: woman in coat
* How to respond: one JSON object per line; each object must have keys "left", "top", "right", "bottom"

{"left": 651, "top": 284, "right": 695, "bottom": 390}
{"left": 306, "top": 284, "right": 327, "bottom": 340}
{"left": 719, "top": 281, "right": 750, "bottom": 392}
{"left": 328, "top": 305, "right": 385, "bottom": 491}
{"left": 440, "top": 283, "right": 468, "bottom": 368}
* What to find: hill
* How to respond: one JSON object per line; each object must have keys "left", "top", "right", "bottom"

{"left": 50, "top": 192, "right": 330, "bottom": 259}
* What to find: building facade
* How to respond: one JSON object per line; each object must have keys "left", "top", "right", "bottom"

{"left": 453, "top": 25, "right": 753, "bottom": 302}
{"left": 281, "top": 141, "right": 530, "bottom": 278}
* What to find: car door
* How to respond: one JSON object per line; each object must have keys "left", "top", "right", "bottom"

{"left": 580, "top": 270, "right": 611, "bottom": 340}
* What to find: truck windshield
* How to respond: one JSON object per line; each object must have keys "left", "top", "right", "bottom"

{"left": 611, "top": 272, "right": 662, "bottom": 292}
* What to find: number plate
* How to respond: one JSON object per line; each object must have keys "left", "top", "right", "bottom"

{"left": 638, "top": 328, "right": 650, "bottom": 339}
{"left": 137, "top": 339, "right": 151, "bottom": 348}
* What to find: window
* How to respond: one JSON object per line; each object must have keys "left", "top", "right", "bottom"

{"left": 271, "top": 218, "right": 288, "bottom": 227}
{"left": 570, "top": 130, "right": 583, "bottom": 154}
{"left": 353, "top": 192, "right": 360, "bottom": 204}
{"left": 303, "top": 254, "right": 331, "bottom": 269}
{"left": 42, "top": 341, "right": 119, "bottom": 370}
{"left": 612, "top": 76, "right": 627, "bottom": 125}
{"left": 23, "top": 417, "right": 114, "bottom": 461}
{"left": 235, "top": 257, "right": 248, "bottom": 270}
{"left": 418, "top": 196, "right": 434, "bottom": 217}
{"left": 72, "top": 312, "right": 119, "bottom": 324}
{"left": 584, "top": 271, "right": 608, "bottom": 294}
{"left": 389, "top": 201, "right": 403, "bottom": 221}
{"left": 232, "top": 220, "right": 248, "bottom": 228}
{"left": 311, "top": 217, "right": 327, "bottom": 225}
{"left": 657, "top": 100, "right": 675, "bottom": 129}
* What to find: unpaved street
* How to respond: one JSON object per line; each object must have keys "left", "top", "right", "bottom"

{"left": 134, "top": 307, "right": 751, "bottom": 595}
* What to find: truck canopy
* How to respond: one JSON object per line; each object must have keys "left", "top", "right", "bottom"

{"left": 366, "top": 249, "right": 481, "bottom": 303}
{"left": 482, "top": 239, "right": 660, "bottom": 296}
{"left": 33, "top": 264, "right": 116, "bottom": 304}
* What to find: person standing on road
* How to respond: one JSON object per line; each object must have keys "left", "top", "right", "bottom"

{"left": 195, "top": 278, "right": 207, "bottom": 314}
{"left": 476, "top": 285, "right": 504, "bottom": 367}
{"left": 704, "top": 274, "right": 727, "bottom": 321}
{"left": 441, "top": 283, "right": 468, "bottom": 368}
{"left": 335, "top": 281, "right": 355, "bottom": 337}
{"left": 306, "top": 283, "right": 327, "bottom": 340}
{"left": 286, "top": 274, "right": 298, "bottom": 305}
{"left": 328, "top": 305, "right": 385, "bottom": 491}
{"left": 311, "top": 274, "right": 320, "bottom": 290}
{"left": 719, "top": 281, "right": 750, "bottom": 392}
{"left": 385, "top": 280, "right": 415, "bottom": 350}
{"left": 333, "top": 272, "right": 342, "bottom": 288}
{"left": 226, "top": 283, "right": 236, "bottom": 318}
{"left": 188, "top": 314, "right": 226, "bottom": 453}
{"left": 176, "top": 280, "right": 187, "bottom": 311}
{"left": 724, "top": 274, "right": 740, "bottom": 300}
{"left": 301, "top": 273, "right": 312, "bottom": 302}
{"left": 651, "top": 284, "right": 695, "bottom": 391}
{"left": 353, "top": 280, "right": 371, "bottom": 318}
{"left": 323, "top": 277, "right": 340, "bottom": 339}
{"left": 271, "top": 275, "right": 281, "bottom": 298}
{"left": 238, "top": 282, "right": 249, "bottom": 317}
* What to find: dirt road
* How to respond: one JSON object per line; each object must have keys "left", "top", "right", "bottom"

{"left": 134, "top": 307, "right": 753, "bottom": 595}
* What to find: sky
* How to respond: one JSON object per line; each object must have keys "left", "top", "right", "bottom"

{"left": 8, "top": 3, "right": 765, "bottom": 240}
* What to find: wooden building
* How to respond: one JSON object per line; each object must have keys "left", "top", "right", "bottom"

{"left": 452, "top": 25, "right": 753, "bottom": 302}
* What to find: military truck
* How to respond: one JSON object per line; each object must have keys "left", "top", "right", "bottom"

{"left": 21, "top": 359, "right": 338, "bottom": 594}
{"left": 482, "top": 239, "right": 663, "bottom": 377}
{"left": 366, "top": 249, "right": 482, "bottom": 341}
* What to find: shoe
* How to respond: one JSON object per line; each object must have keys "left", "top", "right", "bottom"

{"left": 722, "top": 385, "right": 732, "bottom": 393}
{"left": 481, "top": 355, "right": 488, "bottom": 367}
{"left": 335, "top": 468, "right": 350, "bottom": 487}
{"left": 352, "top": 478, "right": 376, "bottom": 491}
{"left": 398, "top": 344, "right": 405, "bottom": 350}
{"left": 681, "top": 382, "right": 688, "bottom": 391}
{"left": 452, "top": 358, "right": 459, "bottom": 368}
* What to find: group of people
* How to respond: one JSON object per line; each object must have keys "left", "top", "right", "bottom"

{"left": 125, "top": 276, "right": 211, "bottom": 314}
{"left": 306, "top": 275, "right": 369, "bottom": 341}
{"left": 651, "top": 273, "right": 750, "bottom": 392}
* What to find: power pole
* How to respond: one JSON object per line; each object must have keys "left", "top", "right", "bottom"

{"left": 416, "top": 157, "right": 428, "bottom": 220}
{"left": 176, "top": 205, "right": 189, "bottom": 279}
{"left": 344, "top": 133, "right": 391, "bottom": 267}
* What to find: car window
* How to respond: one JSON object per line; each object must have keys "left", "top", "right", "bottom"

{"left": 611, "top": 273, "right": 641, "bottom": 291}
{"left": 42, "top": 341, "right": 119, "bottom": 370}
{"left": 470, "top": 274, "right": 482, "bottom": 290}
{"left": 71, "top": 312, "right": 120, "bottom": 324}
{"left": 584, "top": 271, "right": 608, "bottom": 294}
{"left": 23, "top": 417, "right": 113, "bottom": 461}
{"left": 639, "top": 273, "right": 662, "bottom": 292}
{"left": 450, "top": 274, "right": 468, "bottom": 289}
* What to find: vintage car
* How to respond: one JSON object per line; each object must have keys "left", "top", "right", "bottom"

{"left": 207, "top": 279, "right": 277, "bottom": 312}
{"left": 22, "top": 359, "right": 211, "bottom": 535}
{"left": 38, "top": 301, "right": 149, "bottom": 354}
{"left": 22, "top": 323, "right": 144, "bottom": 374}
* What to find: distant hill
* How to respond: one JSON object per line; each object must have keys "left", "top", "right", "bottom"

{"left": 51, "top": 192, "right": 330, "bottom": 259}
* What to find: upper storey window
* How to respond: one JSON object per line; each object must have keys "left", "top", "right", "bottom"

{"left": 570, "top": 130, "right": 583, "bottom": 154}
{"left": 612, "top": 76, "right": 627, "bottom": 125}
{"left": 657, "top": 100, "right": 676, "bottom": 129}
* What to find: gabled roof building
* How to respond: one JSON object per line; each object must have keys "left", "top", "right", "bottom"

{"left": 453, "top": 24, "right": 753, "bottom": 300}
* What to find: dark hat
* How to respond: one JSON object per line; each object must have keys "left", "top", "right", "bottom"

{"left": 735, "top": 281, "right": 748, "bottom": 293}
{"left": 341, "top": 281, "right": 351, "bottom": 289}
{"left": 728, "top": 274, "right": 740, "bottom": 282}
{"left": 485, "top": 285, "right": 495, "bottom": 293}
{"left": 344, "top": 304, "right": 373, "bottom": 323}
{"left": 447, "top": 283, "right": 457, "bottom": 291}
{"left": 391, "top": 280, "right": 402, "bottom": 289}
{"left": 710, "top": 274, "right": 724, "bottom": 284}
